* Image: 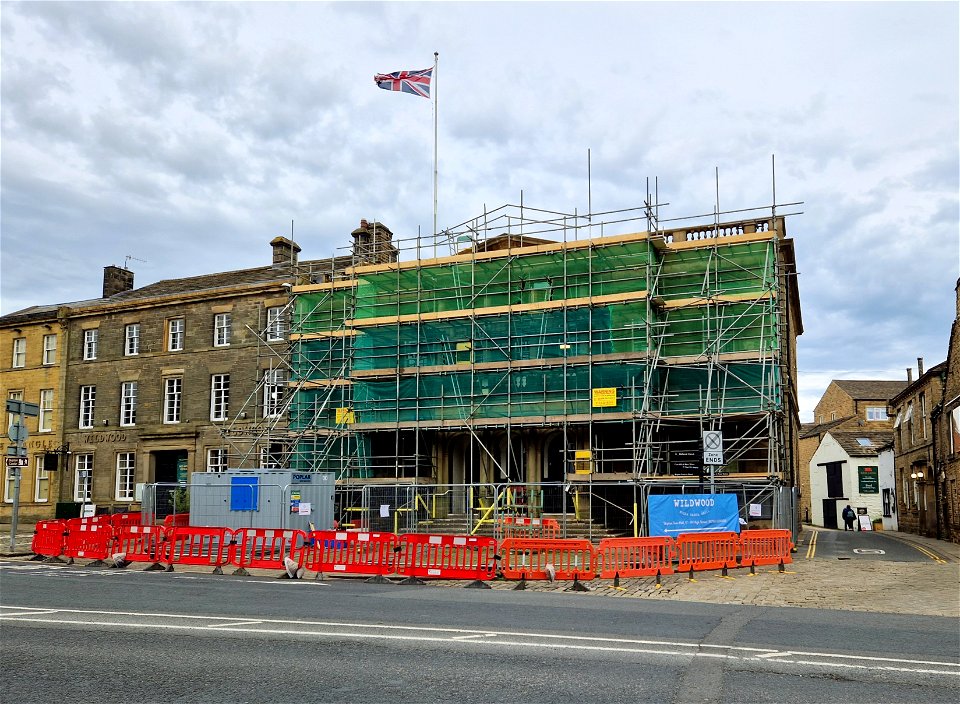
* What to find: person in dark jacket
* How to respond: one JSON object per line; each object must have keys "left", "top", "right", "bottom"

{"left": 842, "top": 505, "right": 856, "bottom": 531}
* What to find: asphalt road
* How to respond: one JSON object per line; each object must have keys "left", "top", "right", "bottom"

{"left": 1, "top": 561, "right": 958, "bottom": 703}
{"left": 802, "top": 527, "right": 949, "bottom": 562}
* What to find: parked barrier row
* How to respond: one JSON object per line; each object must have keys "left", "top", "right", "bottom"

{"left": 30, "top": 521, "right": 792, "bottom": 582}
{"left": 498, "top": 516, "right": 560, "bottom": 540}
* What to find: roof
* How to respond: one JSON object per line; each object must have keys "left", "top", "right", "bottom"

{"left": 800, "top": 416, "right": 851, "bottom": 439}
{"left": 832, "top": 380, "right": 907, "bottom": 401}
{"left": 829, "top": 430, "right": 895, "bottom": 457}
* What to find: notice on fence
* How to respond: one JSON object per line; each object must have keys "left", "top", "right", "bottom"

{"left": 380, "top": 504, "right": 390, "bottom": 518}
{"left": 298, "top": 502, "right": 311, "bottom": 516}
{"left": 749, "top": 503, "right": 763, "bottom": 517}
{"left": 648, "top": 494, "right": 740, "bottom": 537}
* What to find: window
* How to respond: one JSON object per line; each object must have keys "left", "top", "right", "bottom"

{"left": 865, "top": 406, "right": 888, "bottom": 422}
{"left": 38, "top": 389, "right": 54, "bottom": 432}
{"left": 83, "top": 329, "right": 99, "bottom": 360}
{"left": 12, "top": 337, "right": 25, "bottom": 368}
{"left": 124, "top": 324, "right": 140, "bottom": 356}
{"left": 35, "top": 457, "right": 50, "bottom": 502}
{"left": 214, "top": 313, "right": 232, "bottom": 347}
{"left": 259, "top": 443, "right": 287, "bottom": 469}
{"left": 79, "top": 385, "right": 96, "bottom": 429}
{"left": 163, "top": 377, "right": 182, "bottom": 423}
{"left": 266, "top": 306, "right": 285, "bottom": 341}
{"left": 2, "top": 466, "right": 16, "bottom": 503}
{"left": 210, "top": 374, "right": 230, "bottom": 421}
{"left": 7, "top": 390, "right": 23, "bottom": 429}
{"left": 120, "top": 381, "right": 138, "bottom": 427}
{"left": 906, "top": 402, "right": 914, "bottom": 442}
{"left": 168, "top": 318, "right": 184, "bottom": 351}
{"left": 42, "top": 334, "right": 57, "bottom": 365}
{"left": 74, "top": 454, "right": 93, "bottom": 502}
{"left": 206, "top": 447, "right": 228, "bottom": 472}
{"left": 919, "top": 393, "right": 927, "bottom": 439}
{"left": 264, "top": 367, "right": 285, "bottom": 418}
{"left": 116, "top": 452, "right": 136, "bottom": 501}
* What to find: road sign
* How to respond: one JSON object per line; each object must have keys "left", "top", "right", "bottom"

{"left": 7, "top": 422, "right": 28, "bottom": 444}
{"left": 6, "top": 399, "right": 39, "bottom": 417}
{"left": 702, "top": 430, "right": 724, "bottom": 465}
{"left": 5, "top": 457, "right": 28, "bottom": 468}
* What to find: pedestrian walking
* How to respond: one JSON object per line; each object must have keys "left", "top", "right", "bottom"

{"left": 842, "top": 504, "right": 856, "bottom": 531}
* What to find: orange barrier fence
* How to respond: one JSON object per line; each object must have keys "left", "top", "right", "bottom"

{"left": 162, "top": 513, "right": 190, "bottom": 528}
{"left": 739, "top": 529, "right": 793, "bottom": 566}
{"left": 499, "top": 516, "right": 560, "bottom": 540}
{"left": 499, "top": 538, "right": 596, "bottom": 580}
{"left": 109, "top": 512, "right": 143, "bottom": 528}
{"left": 167, "top": 526, "right": 233, "bottom": 569}
{"left": 113, "top": 525, "right": 170, "bottom": 565}
{"left": 302, "top": 531, "right": 400, "bottom": 576}
{"left": 63, "top": 523, "right": 113, "bottom": 561}
{"left": 597, "top": 536, "right": 675, "bottom": 578}
{"left": 230, "top": 528, "right": 307, "bottom": 571}
{"left": 398, "top": 534, "right": 498, "bottom": 581}
{"left": 66, "top": 515, "right": 112, "bottom": 528}
{"left": 675, "top": 531, "right": 740, "bottom": 572}
{"left": 31, "top": 520, "right": 67, "bottom": 557}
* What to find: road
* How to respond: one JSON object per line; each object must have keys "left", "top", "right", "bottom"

{"left": 802, "top": 527, "right": 950, "bottom": 563}
{"left": 1, "top": 560, "right": 958, "bottom": 703}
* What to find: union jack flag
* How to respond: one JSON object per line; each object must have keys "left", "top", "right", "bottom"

{"left": 373, "top": 67, "right": 432, "bottom": 99}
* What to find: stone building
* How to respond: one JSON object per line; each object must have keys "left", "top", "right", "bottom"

{"left": 798, "top": 380, "right": 905, "bottom": 525}
{"left": 930, "top": 280, "right": 960, "bottom": 543}
{"left": 891, "top": 358, "right": 947, "bottom": 537}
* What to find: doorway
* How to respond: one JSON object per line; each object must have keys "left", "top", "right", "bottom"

{"left": 822, "top": 499, "right": 838, "bottom": 529}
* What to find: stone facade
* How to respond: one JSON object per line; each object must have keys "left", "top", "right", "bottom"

{"left": 930, "top": 280, "right": 960, "bottom": 543}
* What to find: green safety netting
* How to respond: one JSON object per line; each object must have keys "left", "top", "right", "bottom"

{"left": 658, "top": 240, "right": 775, "bottom": 301}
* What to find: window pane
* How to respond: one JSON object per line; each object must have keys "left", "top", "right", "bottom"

{"left": 125, "top": 324, "right": 140, "bottom": 356}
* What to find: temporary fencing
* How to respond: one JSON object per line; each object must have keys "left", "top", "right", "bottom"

{"left": 398, "top": 533, "right": 498, "bottom": 581}
{"left": 498, "top": 516, "right": 560, "bottom": 540}
{"left": 302, "top": 531, "right": 400, "bottom": 576}
{"left": 109, "top": 512, "right": 143, "bottom": 528}
{"left": 739, "top": 529, "right": 793, "bottom": 566}
{"left": 230, "top": 528, "right": 307, "bottom": 572}
{"left": 31, "top": 520, "right": 67, "bottom": 557}
{"left": 63, "top": 523, "right": 113, "bottom": 562}
{"left": 675, "top": 532, "right": 740, "bottom": 572}
{"left": 167, "top": 526, "right": 233, "bottom": 570}
{"left": 162, "top": 513, "right": 190, "bottom": 528}
{"left": 597, "top": 536, "right": 675, "bottom": 578}
{"left": 113, "top": 525, "right": 170, "bottom": 566}
{"left": 499, "top": 538, "right": 596, "bottom": 580}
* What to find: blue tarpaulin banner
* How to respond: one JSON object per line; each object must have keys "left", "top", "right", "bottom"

{"left": 648, "top": 494, "right": 740, "bottom": 537}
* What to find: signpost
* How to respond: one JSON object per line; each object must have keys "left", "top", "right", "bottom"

{"left": 6, "top": 399, "right": 39, "bottom": 551}
{"left": 702, "top": 430, "right": 724, "bottom": 494}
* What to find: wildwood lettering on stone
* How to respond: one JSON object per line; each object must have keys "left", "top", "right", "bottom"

{"left": 80, "top": 432, "right": 128, "bottom": 443}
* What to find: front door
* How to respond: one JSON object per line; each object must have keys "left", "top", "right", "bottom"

{"left": 822, "top": 499, "right": 838, "bottom": 529}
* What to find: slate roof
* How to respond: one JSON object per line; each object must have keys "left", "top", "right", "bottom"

{"left": 833, "top": 380, "right": 907, "bottom": 401}
{"left": 829, "top": 430, "right": 894, "bottom": 457}
{"left": 800, "top": 417, "right": 851, "bottom": 439}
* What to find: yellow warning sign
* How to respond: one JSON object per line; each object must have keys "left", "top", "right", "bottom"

{"left": 592, "top": 387, "right": 618, "bottom": 408}
{"left": 335, "top": 407, "right": 355, "bottom": 425}
{"left": 574, "top": 450, "right": 593, "bottom": 474}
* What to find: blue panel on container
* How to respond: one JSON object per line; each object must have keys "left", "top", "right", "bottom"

{"left": 230, "top": 476, "right": 259, "bottom": 511}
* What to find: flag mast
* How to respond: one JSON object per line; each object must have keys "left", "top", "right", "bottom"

{"left": 433, "top": 51, "right": 439, "bottom": 239}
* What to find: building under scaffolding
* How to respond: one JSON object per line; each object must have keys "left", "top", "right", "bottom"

{"left": 268, "top": 200, "right": 802, "bottom": 536}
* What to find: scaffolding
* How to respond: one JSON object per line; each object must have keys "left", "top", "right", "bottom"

{"left": 221, "top": 192, "right": 803, "bottom": 536}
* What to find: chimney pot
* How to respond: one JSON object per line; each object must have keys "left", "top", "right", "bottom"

{"left": 360, "top": 219, "right": 368, "bottom": 229}
{"left": 270, "top": 236, "right": 301, "bottom": 267}
{"left": 907, "top": 368, "right": 913, "bottom": 384}
{"left": 917, "top": 357, "right": 924, "bottom": 376}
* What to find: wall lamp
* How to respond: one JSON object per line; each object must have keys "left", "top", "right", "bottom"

{"left": 910, "top": 470, "right": 924, "bottom": 480}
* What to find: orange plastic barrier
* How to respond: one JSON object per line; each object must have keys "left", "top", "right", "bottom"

{"left": 230, "top": 528, "right": 307, "bottom": 571}
{"left": 675, "top": 532, "right": 740, "bottom": 572}
{"left": 31, "top": 520, "right": 67, "bottom": 557}
{"left": 398, "top": 534, "right": 498, "bottom": 581}
{"left": 162, "top": 513, "right": 190, "bottom": 528}
{"left": 167, "top": 526, "right": 233, "bottom": 569}
{"left": 740, "top": 529, "right": 793, "bottom": 566}
{"left": 66, "top": 515, "right": 112, "bottom": 528}
{"left": 499, "top": 516, "right": 560, "bottom": 539}
{"left": 113, "top": 525, "right": 171, "bottom": 565}
{"left": 301, "top": 531, "right": 400, "bottom": 576}
{"left": 499, "top": 538, "right": 596, "bottom": 580}
{"left": 597, "top": 536, "right": 675, "bottom": 578}
{"left": 63, "top": 523, "right": 114, "bottom": 561}
{"left": 109, "top": 512, "right": 143, "bottom": 528}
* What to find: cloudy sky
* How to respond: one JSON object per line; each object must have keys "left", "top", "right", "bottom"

{"left": 1, "top": 1, "right": 957, "bottom": 420}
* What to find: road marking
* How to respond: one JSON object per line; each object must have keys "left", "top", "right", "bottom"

{"left": 805, "top": 530, "right": 818, "bottom": 560}
{"left": 1, "top": 606, "right": 957, "bottom": 676}
{"left": 853, "top": 549, "right": 886, "bottom": 555}
{"left": 909, "top": 543, "right": 948, "bottom": 564}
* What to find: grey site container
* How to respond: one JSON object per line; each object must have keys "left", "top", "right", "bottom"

{"left": 188, "top": 470, "right": 335, "bottom": 532}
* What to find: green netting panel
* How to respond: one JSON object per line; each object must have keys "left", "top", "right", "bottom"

{"left": 351, "top": 304, "right": 650, "bottom": 371}
{"left": 660, "top": 302, "right": 777, "bottom": 358}
{"left": 289, "top": 387, "right": 353, "bottom": 430}
{"left": 291, "top": 435, "right": 369, "bottom": 474}
{"left": 658, "top": 241, "right": 774, "bottom": 301}
{"left": 293, "top": 289, "right": 354, "bottom": 334}
{"left": 658, "top": 363, "right": 779, "bottom": 415}
{"left": 291, "top": 337, "right": 353, "bottom": 382}
{"left": 351, "top": 362, "right": 649, "bottom": 423}
{"left": 352, "top": 239, "right": 654, "bottom": 320}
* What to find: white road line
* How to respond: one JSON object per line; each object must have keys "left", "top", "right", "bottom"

{"left": 207, "top": 620, "right": 264, "bottom": 629}
{"left": 754, "top": 651, "right": 792, "bottom": 659}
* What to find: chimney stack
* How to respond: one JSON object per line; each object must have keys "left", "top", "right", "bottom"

{"left": 907, "top": 368, "right": 913, "bottom": 384}
{"left": 917, "top": 357, "right": 924, "bottom": 376}
{"left": 103, "top": 265, "right": 134, "bottom": 298}
{"left": 351, "top": 219, "right": 398, "bottom": 265}
{"left": 270, "top": 236, "right": 301, "bottom": 268}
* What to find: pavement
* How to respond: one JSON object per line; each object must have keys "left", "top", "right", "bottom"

{"left": 3, "top": 522, "right": 958, "bottom": 619}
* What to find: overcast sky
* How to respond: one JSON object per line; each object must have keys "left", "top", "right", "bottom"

{"left": 2, "top": 1, "right": 958, "bottom": 421}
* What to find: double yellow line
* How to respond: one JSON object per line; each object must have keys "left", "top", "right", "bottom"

{"left": 909, "top": 542, "right": 948, "bottom": 564}
{"left": 805, "top": 530, "right": 818, "bottom": 560}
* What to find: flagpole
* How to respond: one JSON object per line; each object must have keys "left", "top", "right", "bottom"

{"left": 433, "top": 51, "right": 439, "bottom": 240}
